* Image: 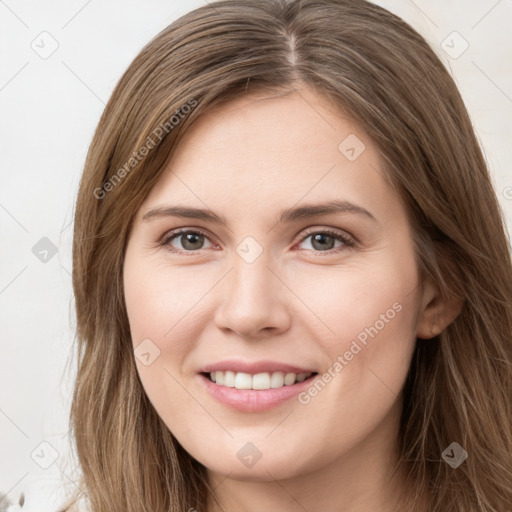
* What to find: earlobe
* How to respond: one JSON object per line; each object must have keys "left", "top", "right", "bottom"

{"left": 416, "top": 281, "right": 464, "bottom": 339}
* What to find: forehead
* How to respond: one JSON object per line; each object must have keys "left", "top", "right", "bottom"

{"left": 139, "top": 88, "right": 397, "bottom": 224}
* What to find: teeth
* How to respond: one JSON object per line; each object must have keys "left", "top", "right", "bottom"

{"left": 252, "top": 373, "right": 270, "bottom": 390}
{"left": 224, "top": 370, "right": 236, "bottom": 387}
{"left": 208, "top": 371, "right": 313, "bottom": 390}
{"left": 270, "top": 371, "right": 285, "bottom": 388}
{"left": 284, "top": 373, "right": 296, "bottom": 385}
{"left": 234, "top": 372, "right": 252, "bottom": 389}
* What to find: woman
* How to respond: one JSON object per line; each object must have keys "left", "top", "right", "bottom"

{"left": 63, "top": 0, "right": 512, "bottom": 510}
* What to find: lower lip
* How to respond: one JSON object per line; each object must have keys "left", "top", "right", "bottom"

{"left": 198, "top": 373, "right": 318, "bottom": 412}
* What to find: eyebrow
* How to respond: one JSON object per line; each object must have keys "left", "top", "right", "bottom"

{"left": 142, "top": 200, "right": 378, "bottom": 225}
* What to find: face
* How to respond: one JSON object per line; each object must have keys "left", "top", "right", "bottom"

{"left": 123, "top": 87, "right": 428, "bottom": 482}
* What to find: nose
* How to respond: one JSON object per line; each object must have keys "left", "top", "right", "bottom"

{"left": 214, "top": 256, "right": 292, "bottom": 340}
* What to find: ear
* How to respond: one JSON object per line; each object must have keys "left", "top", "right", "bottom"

{"left": 416, "top": 279, "right": 464, "bottom": 339}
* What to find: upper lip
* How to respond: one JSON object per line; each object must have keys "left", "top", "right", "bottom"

{"left": 200, "top": 359, "right": 316, "bottom": 375}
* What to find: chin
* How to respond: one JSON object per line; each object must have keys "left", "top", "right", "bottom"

{"left": 205, "top": 457, "right": 308, "bottom": 482}
{"left": 188, "top": 437, "right": 322, "bottom": 482}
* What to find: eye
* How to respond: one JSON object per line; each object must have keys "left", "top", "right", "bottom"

{"left": 295, "top": 229, "right": 354, "bottom": 254}
{"left": 160, "top": 229, "right": 215, "bottom": 253}
{"left": 158, "top": 227, "right": 354, "bottom": 255}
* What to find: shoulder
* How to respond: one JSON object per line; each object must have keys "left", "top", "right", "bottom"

{"left": 1, "top": 478, "right": 88, "bottom": 512}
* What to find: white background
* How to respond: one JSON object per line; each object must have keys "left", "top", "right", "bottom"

{"left": 1, "top": 0, "right": 511, "bottom": 504}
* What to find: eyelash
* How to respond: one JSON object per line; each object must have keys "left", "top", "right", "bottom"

{"left": 158, "top": 227, "right": 355, "bottom": 256}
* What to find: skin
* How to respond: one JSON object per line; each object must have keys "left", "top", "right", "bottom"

{"left": 123, "top": 86, "right": 460, "bottom": 511}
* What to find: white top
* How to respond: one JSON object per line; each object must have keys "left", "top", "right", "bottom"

{"left": 1, "top": 479, "right": 86, "bottom": 512}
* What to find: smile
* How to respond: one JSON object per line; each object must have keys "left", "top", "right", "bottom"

{"left": 198, "top": 363, "right": 319, "bottom": 412}
{"left": 205, "top": 370, "right": 316, "bottom": 390}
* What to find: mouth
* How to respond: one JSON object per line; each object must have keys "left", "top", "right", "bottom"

{"left": 198, "top": 366, "right": 319, "bottom": 412}
{"left": 201, "top": 370, "right": 318, "bottom": 390}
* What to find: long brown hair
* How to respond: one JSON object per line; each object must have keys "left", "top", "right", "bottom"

{"left": 67, "top": 0, "right": 512, "bottom": 510}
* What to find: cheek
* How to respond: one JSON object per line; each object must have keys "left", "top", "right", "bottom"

{"left": 123, "top": 252, "right": 226, "bottom": 428}
{"left": 123, "top": 251, "right": 214, "bottom": 348}
{"left": 301, "top": 255, "right": 419, "bottom": 355}
{"left": 123, "top": 252, "right": 212, "bottom": 429}
{"left": 286, "top": 260, "right": 419, "bottom": 463}
{"left": 294, "top": 240, "right": 420, "bottom": 395}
